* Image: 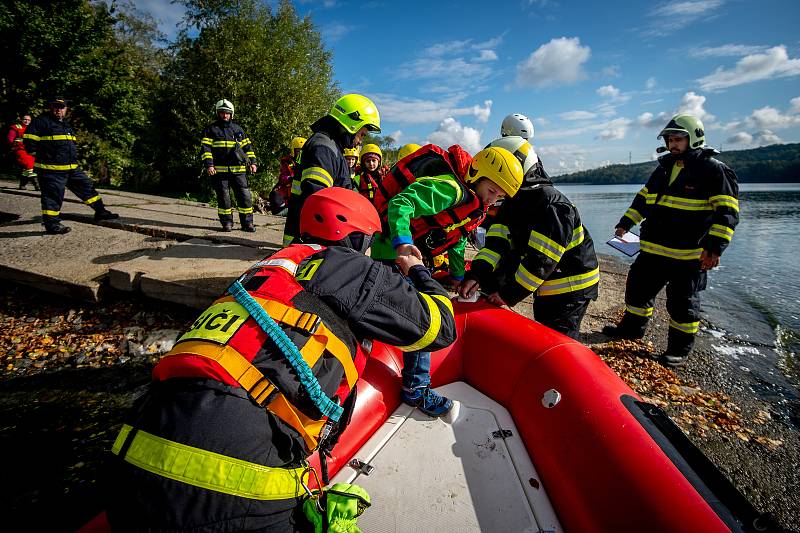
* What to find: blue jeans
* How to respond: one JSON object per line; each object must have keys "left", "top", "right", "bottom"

{"left": 380, "top": 260, "right": 433, "bottom": 391}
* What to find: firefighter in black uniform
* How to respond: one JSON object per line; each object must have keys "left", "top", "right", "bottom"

{"left": 23, "top": 97, "right": 118, "bottom": 234}
{"left": 283, "top": 93, "right": 381, "bottom": 246}
{"left": 201, "top": 99, "right": 258, "bottom": 232}
{"left": 459, "top": 136, "right": 599, "bottom": 339}
{"left": 106, "top": 187, "right": 456, "bottom": 532}
{"left": 603, "top": 114, "right": 739, "bottom": 367}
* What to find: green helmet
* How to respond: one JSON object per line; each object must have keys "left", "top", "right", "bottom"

{"left": 329, "top": 94, "right": 381, "bottom": 134}
{"left": 658, "top": 114, "right": 705, "bottom": 149}
{"left": 215, "top": 99, "right": 235, "bottom": 118}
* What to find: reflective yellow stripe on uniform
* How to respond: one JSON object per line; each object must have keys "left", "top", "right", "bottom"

{"left": 397, "top": 292, "right": 446, "bottom": 352}
{"left": 514, "top": 264, "right": 544, "bottom": 292}
{"left": 201, "top": 152, "right": 213, "bottom": 160}
{"left": 290, "top": 179, "right": 302, "bottom": 196}
{"left": 84, "top": 195, "right": 101, "bottom": 205}
{"left": 218, "top": 208, "right": 233, "bottom": 215}
{"left": 565, "top": 225, "right": 585, "bottom": 251}
{"left": 112, "top": 424, "right": 306, "bottom": 500}
{"left": 486, "top": 224, "right": 510, "bottom": 241}
{"left": 708, "top": 224, "right": 734, "bottom": 241}
{"left": 211, "top": 140, "right": 238, "bottom": 147}
{"left": 238, "top": 207, "right": 254, "bottom": 214}
{"left": 626, "top": 304, "right": 654, "bottom": 317}
{"left": 528, "top": 230, "right": 565, "bottom": 262}
{"left": 474, "top": 248, "right": 501, "bottom": 270}
{"left": 624, "top": 207, "right": 643, "bottom": 225}
{"left": 283, "top": 234, "right": 295, "bottom": 247}
{"left": 537, "top": 267, "right": 600, "bottom": 297}
{"left": 24, "top": 134, "right": 76, "bottom": 141}
{"left": 246, "top": 152, "right": 256, "bottom": 158}
{"left": 636, "top": 186, "right": 648, "bottom": 199}
{"left": 215, "top": 166, "right": 247, "bottom": 173}
{"left": 301, "top": 167, "right": 333, "bottom": 188}
{"left": 240, "top": 138, "right": 252, "bottom": 146}
{"left": 34, "top": 163, "right": 79, "bottom": 170}
{"left": 640, "top": 240, "right": 702, "bottom": 260}
{"left": 201, "top": 137, "right": 213, "bottom": 146}
{"left": 656, "top": 195, "right": 713, "bottom": 211}
{"left": 42, "top": 210, "right": 60, "bottom": 216}
{"left": 709, "top": 195, "right": 739, "bottom": 212}
{"left": 669, "top": 318, "right": 700, "bottom": 334}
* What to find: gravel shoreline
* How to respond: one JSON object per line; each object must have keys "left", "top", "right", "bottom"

{"left": 0, "top": 255, "right": 798, "bottom": 531}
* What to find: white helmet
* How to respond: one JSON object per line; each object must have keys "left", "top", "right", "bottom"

{"left": 486, "top": 136, "right": 539, "bottom": 175}
{"left": 215, "top": 99, "right": 235, "bottom": 117}
{"left": 501, "top": 113, "right": 534, "bottom": 140}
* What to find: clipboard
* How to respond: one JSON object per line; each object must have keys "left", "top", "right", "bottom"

{"left": 606, "top": 231, "right": 640, "bottom": 257}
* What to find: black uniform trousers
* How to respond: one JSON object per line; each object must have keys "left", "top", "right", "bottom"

{"left": 533, "top": 294, "right": 593, "bottom": 340}
{"left": 38, "top": 169, "right": 106, "bottom": 231}
{"left": 213, "top": 173, "right": 253, "bottom": 227}
{"left": 621, "top": 252, "right": 707, "bottom": 355}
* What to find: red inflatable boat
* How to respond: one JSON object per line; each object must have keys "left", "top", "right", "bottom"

{"left": 80, "top": 301, "right": 770, "bottom": 532}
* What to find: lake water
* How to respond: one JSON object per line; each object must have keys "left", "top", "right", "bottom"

{"left": 557, "top": 182, "right": 800, "bottom": 425}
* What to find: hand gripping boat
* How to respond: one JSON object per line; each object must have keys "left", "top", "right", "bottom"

{"left": 80, "top": 301, "right": 774, "bottom": 532}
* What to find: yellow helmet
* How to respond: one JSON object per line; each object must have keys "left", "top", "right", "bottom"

{"left": 360, "top": 144, "right": 382, "bottom": 161}
{"left": 397, "top": 143, "right": 421, "bottom": 161}
{"left": 290, "top": 137, "right": 306, "bottom": 151}
{"left": 329, "top": 94, "right": 381, "bottom": 134}
{"left": 465, "top": 147, "right": 523, "bottom": 197}
{"left": 343, "top": 147, "right": 360, "bottom": 158}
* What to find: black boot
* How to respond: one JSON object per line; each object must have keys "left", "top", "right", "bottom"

{"left": 658, "top": 328, "right": 694, "bottom": 368}
{"left": 46, "top": 224, "right": 71, "bottom": 235}
{"left": 601, "top": 323, "right": 645, "bottom": 340}
{"left": 94, "top": 209, "right": 119, "bottom": 221}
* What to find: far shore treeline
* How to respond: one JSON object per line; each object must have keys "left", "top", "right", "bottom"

{"left": 553, "top": 143, "right": 800, "bottom": 184}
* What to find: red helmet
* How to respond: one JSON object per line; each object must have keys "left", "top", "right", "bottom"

{"left": 300, "top": 187, "right": 381, "bottom": 243}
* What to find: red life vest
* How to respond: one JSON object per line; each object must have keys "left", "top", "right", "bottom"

{"left": 373, "top": 144, "right": 486, "bottom": 257}
{"left": 356, "top": 169, "right": 380, "bottom": 201}
{"left": 155, "top": 244, "right": 367, "bottom": 452}
{"left": 8, "top": 123, "right": 25, "bottom": 151}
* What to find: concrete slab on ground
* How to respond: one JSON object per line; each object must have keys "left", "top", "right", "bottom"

{"left": 0, "top": 194, "right": 175, "bottom": 302}
{"left": 0, "top": 181, "right": 286, "bottom": 248}
{"left": 108, "top": 238, "right": 270, "bottom": 309}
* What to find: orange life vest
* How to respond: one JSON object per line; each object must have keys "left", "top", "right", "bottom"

{"left": 155, "top": 244, "right": 366, "bottom": 452}
{"left": 373, "top": 144, "right": 486, "bottom": 257}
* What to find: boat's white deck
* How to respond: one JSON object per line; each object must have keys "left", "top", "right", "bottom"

{"left": 332, "top": 382, "right": 562, "bottom": 533}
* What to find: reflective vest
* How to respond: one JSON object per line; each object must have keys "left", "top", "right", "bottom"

{"left": 373, "top": 144, "right": 486, "bottom": 257}
{"left": 155, "top": 244, "right": 367, "bottom": 452}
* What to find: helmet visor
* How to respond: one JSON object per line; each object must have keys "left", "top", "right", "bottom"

{"left": 657, "top": 129, "right": 689, "bottom": 140}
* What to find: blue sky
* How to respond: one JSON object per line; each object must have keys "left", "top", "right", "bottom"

{"left": 139, "top": 0, "right": 800, "bottom": 174}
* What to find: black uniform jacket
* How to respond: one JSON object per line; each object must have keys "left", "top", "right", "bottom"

{"left": 23, "top": 113, "right": 79, "bottom": 172}
{"left": 616, "top": 148, "right": 739, "bottom": 259}
{"left": 108, "top": 247, "right": 456, "bottom": 532}
{"left": 468, "top": 161, "right": 599, "bottom": 306}
{"left": 200, "top": 120, "right": 257, "bottom": 171}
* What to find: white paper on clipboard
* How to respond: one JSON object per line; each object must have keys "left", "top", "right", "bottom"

{"left": 606, "top": 231, "right": 640, "bottom": 256}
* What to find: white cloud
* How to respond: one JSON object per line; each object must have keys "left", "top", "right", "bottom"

{"left": 691, "top": 44, "right": 770, "bottom": 58}
{"left": 726, "top": 132, "right": 753, "bottom": 145}
{"left": 754, "top": 130, "right": 782, "bottom": 145}
{"left": 676, "top": 91, "right": 715, "bottom": 122}
{"left": 373, "top": 94, "right": 492, "bottom": 125}
{"left": 595, "top": 118, "right": 632, "bottom": 141}
{"left": 134, "top": 0, "right": 185, "bottom": 37}
{"left": 745, "top": 106, "right": 800, "bottom": 130}
{"left": 425, "top": 118, "right": 483, "bottom": 155}
{"left": 534, "top": 116, "right": 550, "bottom": 127}
{"left": 596, "top": 84, "right": 630, "bottom": 102}
{"left": 658, "top": 0, "right": 724, "bottom": 17}
{"left": 424, "top": 39, "right": 471, "bottom": 57}
{"left": 560, "top": 110, "right": 597, "bottom": 121}
{"left": 645, "top": 77, "right": 657, "bottom": 90}
{"left": 638, "top": 111, "right": 670, "bottom": 129}
{"left": 791, "top": 97, "right": 800, "bottom": 113}
{"left": 516, "top": 37, "right": 591, "bottom": 88}
{"left": 321, "top": 22, "right": 360, "bottom": 43}
{"left": 643, "top": 1, "right": 724, "bottom": 36}
{"left": 602, "top": 65, "right": 621, "bottom": 78}
{"left": 697, "top": 45, "right": 800, "bottom": 91}
{"left": 476, "top": 49, "right": 498, "bottom": 62}
{"left": 536, "top": 144, "right": 590, "bottom": 175}
{"left": 389, "top": 130, "right": 403, "bottom": 145}
{"left": 537, "top": 117, "right": 632, "bottom": 141}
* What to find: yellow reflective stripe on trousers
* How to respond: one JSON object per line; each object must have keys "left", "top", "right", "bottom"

{"left": 84, "top": 195, "right": 101, "bottom": 205}
{"left": 486, "top": 224, "right": 510, "bottom": 241}
{"left": 218, "top": 208, "right": 233, "bottom": 215}
{"left": 301, "top": 167, "right": 333, "bottom": 188}
{"left": 626, "top": 304, "right": 653, "bottom": 317}
{"left": 640, "top": 240, "right": 702, "bottom": 260}
{"left": 238, "top": 207, "right": 254, "bottom": 214}
{"left": 565, "top": 225, "right": 585, "bottom": 251}
{"left": 34, "top": 163, "right": 79, "bottom": 170}
{"left": 474, "top": 248, "right": 501, "bottom": 269}
{"left": 528, "top": 230, "right": 565, "bottom": 262}
{"left": 656, "top": 195, "right": 713, "bottom": 211}
{"left": 708, "top": 224, "right": 734, "bottom": 241}
{"left": 42, "top": 210, "right": 60, "bottom": 216}
{"left": 624, "top": 207, "right": 643, "bottom": 225}
{"left": 669, "top": 319, "right": 699, "bottom": 334}
{"left": 112, "top": 424, "right": 305, "bottom": 500}
{"left": 537, "top": 267, "right": 600, "bottom": 296}
{"left": 397, "top": 292, "right": 442, "bottom": 352}
{"left": 709, "top": 195, "right": 739, "bottom": 212}
{"left": 215, "top": 166, "right": 247, "bottom": 173}
{"left": 514, "top": 264, "right": 544, "bottom": 292}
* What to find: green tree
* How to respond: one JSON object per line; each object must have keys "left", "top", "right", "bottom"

{"left": 147, "top": 0, "right": 338, "bottom": 199}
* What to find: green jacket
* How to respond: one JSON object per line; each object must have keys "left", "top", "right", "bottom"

{"left": 371, "top": 174, "right": 468, "bottom": 279}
